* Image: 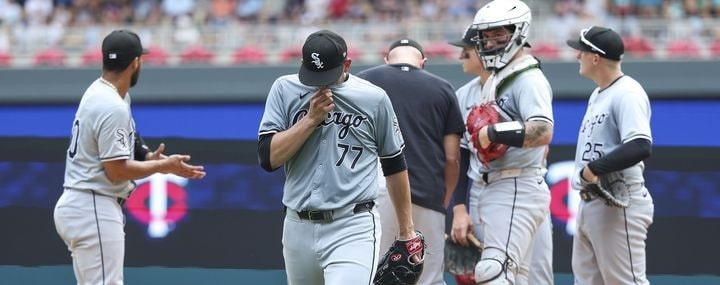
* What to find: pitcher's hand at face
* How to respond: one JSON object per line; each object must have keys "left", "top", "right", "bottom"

{"left": 308, "top": 88, "right": 335, "bottom": 124}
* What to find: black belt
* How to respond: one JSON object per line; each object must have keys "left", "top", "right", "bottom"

{"left": 87, "top": 190, "right": 127, "bottom": 207}
{"left": 294, "top": 201, "right": 375, "bottom": 222}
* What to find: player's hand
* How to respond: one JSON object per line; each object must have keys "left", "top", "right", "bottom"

{"left": 477, "top": 126, "right": 491, "bottom": 149}
{"left": 397, "top": 228, "right": 417, "bottom": 241}
{"left": 396, "top": 230, "right": 424, "bottom": 263}
{"left": 164, "top": 154, "right": 206, "bottom": 179}
{"left": 146, "top": 143, "right": 166, "bottom": 160}
{"left": 451, "top": 205, "right": 474, "bottom": 247}
{"left": 307, "top": 88, "right": 334, "bottom": 124}
{"left": 581, "top": 165, "right": 598, "bottom": 183}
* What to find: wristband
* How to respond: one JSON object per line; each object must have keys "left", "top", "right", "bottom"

{"left": 488, "top": 121, "right": 525, "bottom": 147}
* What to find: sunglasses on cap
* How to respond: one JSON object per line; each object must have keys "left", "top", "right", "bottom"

{"left": 581, "top": 27, "right": 606, "bottom": 55}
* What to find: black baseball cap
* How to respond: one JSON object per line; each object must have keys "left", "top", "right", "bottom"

{"left": 449, "top": 26, "right": 476, "bottom": 48}
{"left": 566, "top": 26, "right": 624, "bottom": 61}
{"left": 102, "top": 30, "right": 149, "bottom": 69}
{"left": 299, "top": 30, "right": 348, "bottom": 86}
{"left": 388, "top": 38, "right": 424, "bottom": 57}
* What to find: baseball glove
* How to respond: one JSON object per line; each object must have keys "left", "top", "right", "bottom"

{"left": 444, "top": 233, "right": 483, "bottom": 285}
{"left": 466, "top": 102, "right": 509, "bottom": 165}
{"left": 583, "top": 171, "right": 630, "bottom": 207}
{"left": 374, "top": 231, "right": 426, "bottom": 285}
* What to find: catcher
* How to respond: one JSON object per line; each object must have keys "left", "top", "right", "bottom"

{"left": 374, "top": 231, "right": 426, "bottom": 285}
{"left": 458, "top": 1, "right": 556, "bottom": 284}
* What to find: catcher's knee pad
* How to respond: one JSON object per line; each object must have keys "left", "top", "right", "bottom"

{"left": 474, "top": 248, "right": 513, "bottom": 285}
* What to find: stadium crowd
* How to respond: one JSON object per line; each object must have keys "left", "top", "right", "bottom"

{"left": 0, "top": 0, "right": 719, "bottom": 66}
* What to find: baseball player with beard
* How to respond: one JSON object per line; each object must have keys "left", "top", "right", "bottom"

{"left": 449, "top": 24, "right": 554, "bottom": 285}
{"left": 53, "top": 30, "right": 206, "bottom": 285}
{"left": 567, "top": 26, "right": 654, "bottom": 285}
{"left": 257, "top": 30, "right": 420, "bottom": 285}
{"left": 457, "top": 0, "right": 555, "bottom": 283}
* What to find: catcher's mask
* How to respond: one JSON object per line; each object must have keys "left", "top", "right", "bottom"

{"left": 472, "top": 0, "right": 531, "bottom": 71}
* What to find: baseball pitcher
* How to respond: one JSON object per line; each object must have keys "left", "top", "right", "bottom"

{"left": 257, "top": 30, "right": 422, "bottom": 285}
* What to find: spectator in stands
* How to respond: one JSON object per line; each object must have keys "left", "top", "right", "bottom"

{"left": 205, "top": 0, "right": 235, "bottom": 28}
{"left": 344, "top": 0, "right": 373, "bottom": 21}
{"left": 0, "top": 26, "right": 10, "bottom": 52}
{"left": 582, "top": 0, "right": 609, "bottom": 21}
{"left": 545, "top": 0, "right": 580, "bottom": 45}
{"left": 236, "top": 0, "right": 263, "bottom": 22}
{"left": 173, "top": 14, "right": 200, "bottom": 46}
{"left": 0, "top": 0, "right": 23, "bottom": 25}
{"left": 162, "top": 0, "right": 195, "bottom": 19}
{"left": 24, "top": 0, "right": 54, "bottom": 25}
{"left": 636, "top": 0, "right": 664, "bottom": 18}
{"left": 134, "top": 0, "right": 163, "bottom": 25}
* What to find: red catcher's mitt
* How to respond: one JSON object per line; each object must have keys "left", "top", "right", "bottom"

{"left": 466, "top": 102, "right": 508, "bottom": 165}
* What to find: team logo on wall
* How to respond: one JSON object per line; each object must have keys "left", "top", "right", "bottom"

{"left": 125, "top": 174, "right": 190, "bottom": 238}
{"left": 545, "top": 161, "right": 581, "bottom": 236}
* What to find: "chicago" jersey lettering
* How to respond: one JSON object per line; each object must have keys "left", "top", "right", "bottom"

{"left": 292, "top": 109, "right": 367, "bottom": 139}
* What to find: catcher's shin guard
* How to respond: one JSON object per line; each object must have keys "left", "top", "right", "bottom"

{"left": 474, "top": 248, "right": 512, "bottom": 285}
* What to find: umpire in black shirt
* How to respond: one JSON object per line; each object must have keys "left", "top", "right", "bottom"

{"left": 357, "top": 38, "right": 465, "bottom": 285}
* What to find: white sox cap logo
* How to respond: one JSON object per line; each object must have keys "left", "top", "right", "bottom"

{"left": 311, "top": 53, "right": 324, "bottom": 69}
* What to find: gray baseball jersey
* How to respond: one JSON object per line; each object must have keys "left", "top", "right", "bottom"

{"left": 573, "top": 75, "right": 653, "bottom": 187}
{"left": 571, "top": 75, "right": 654, "bottom": 285}
{"left": 455, "top": 77, "right": 485, "bottom": 183}
{"left": 258, "top": 73, "right": 404, "bottom": 211}
{"left": 55, "top": 77, "right": 137, "bottom": 285}
{"left": 488, "top": 68, "right": 554, "bottom": 170}
{"left": 456, "top": 75, "right": 554, "bottom": 285}
{"left": 63, "top": 78, "right": 137, "bottom": 199}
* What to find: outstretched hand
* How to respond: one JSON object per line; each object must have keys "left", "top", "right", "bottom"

{"left": 164, "top": 154, "right": 206, "bottom": 179}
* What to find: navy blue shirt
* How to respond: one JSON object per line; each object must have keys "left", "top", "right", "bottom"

{"left": 357, "top": 63, "right": 465, "bottom": 213}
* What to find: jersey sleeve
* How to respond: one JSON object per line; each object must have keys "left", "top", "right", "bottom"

{"left": 615, "top": 89, "right": 652, "bottom": 143}
{"left": 513, "top": 73, "right": 554, "bottom": 124}
{"left": 455, "top": 86, "right": 472, "bottom": 151}
{"left": 96, "top": 104, "right": 133, "bottom": 161}
{"left": 443, "top": 84, "right": 466, "bottom": 135}
{"left": 258, "top": 78, "right": 288, "bottom": 136}
{"left": 375, "top": 94, "right": 405, "bottom": 158}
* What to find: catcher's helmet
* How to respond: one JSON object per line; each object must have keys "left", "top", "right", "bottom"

{"left": 472, "top": 0, "right": 531, "bottom": 70}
